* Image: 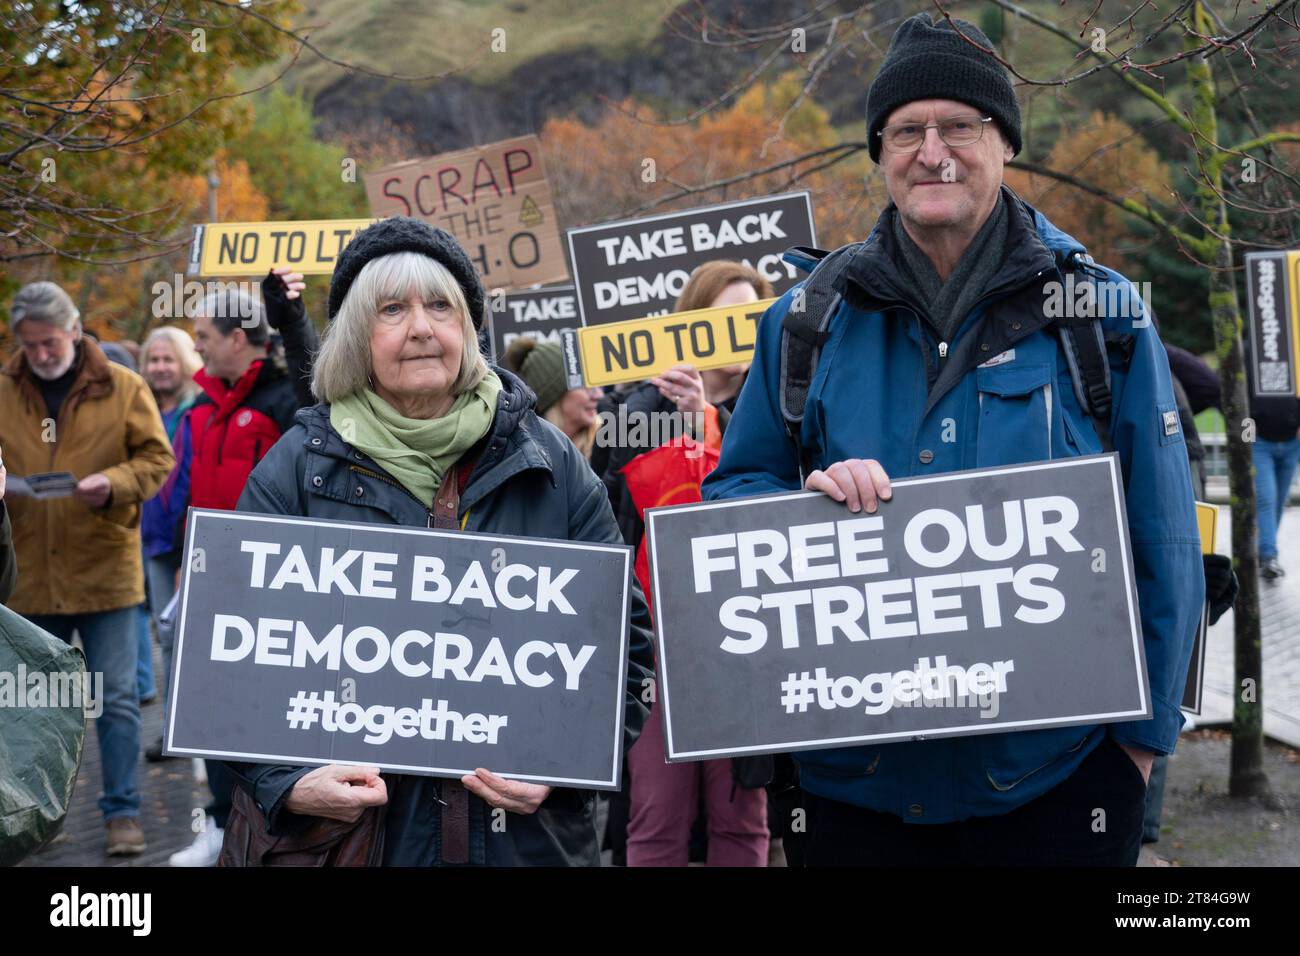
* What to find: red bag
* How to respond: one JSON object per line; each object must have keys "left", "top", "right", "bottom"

{"left": 620, "top": 405, "right": 722, "bottom": 612}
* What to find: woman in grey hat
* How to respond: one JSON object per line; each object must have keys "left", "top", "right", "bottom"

{"left": 222, "top": 217, "right": 654, "bottom": 866}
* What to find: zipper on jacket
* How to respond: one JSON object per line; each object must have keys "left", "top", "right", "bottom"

{"left": 348, "top": 463, "right": 439, "bottom": 527}
{"left": 1044, "top": 381, "right": 1053, "bottom": 460}
{"left": 913, "top": 313, "right": 941, "bottom": 393}
{"left": 217, "top": 418, "right": 228, "bottom": 466}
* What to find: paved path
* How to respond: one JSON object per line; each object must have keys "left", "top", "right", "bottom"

{"left": 1194, "top": 506, "right": 1300, "bottom": 748}
{"left": 20, "top": 639, "right": 209, "bottom": 867}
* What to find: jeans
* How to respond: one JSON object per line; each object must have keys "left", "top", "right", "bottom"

{"left": 29, "top": 608, "right": 141, "bottom": 821}
{"left": 134, "top": 604, "right": 154, "bottom": 700}
{"left": 1254, "top": 437, "right": 1300, "bottom": 560}
{"left": 800, "top": 736, "right": 1146, "bottom": 866}
{"left": 1142, "top": 751, "right": 1170, "bottom": 843}
{"left": 145, "top": 552, "right": 181, "bottom": 718}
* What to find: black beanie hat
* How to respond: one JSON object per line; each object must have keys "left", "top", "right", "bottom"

{"left": 327, "top": 216, "right": 486, "bottom": 330}
{"left": 865, "top": 14, "right": 1021, "bottom": 164}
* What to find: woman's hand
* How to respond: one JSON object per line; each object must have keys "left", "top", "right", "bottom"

{"left": 650, "top": 364, "right": 706, "bottom": 416}
{"left": 461, "top": 768, "right": 551, "bottom": 815}
{"left": 284, "top": 764, "right": 388, "bottom": 822}
{"left": 804, "top": 458, "right": 893, "bottom": 513}
{"left": 270, "top": 266, "right": 306, "bottom": 300}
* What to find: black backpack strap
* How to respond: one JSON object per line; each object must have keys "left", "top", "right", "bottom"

{"left": 1057, "top": 314, "right": 1114, "bottom": 452}
{"left": 1053, "top": 251, "right": 1117, "bottom": 452}
{"left": 779, "top": 243, "right": 859, "bottom": 478}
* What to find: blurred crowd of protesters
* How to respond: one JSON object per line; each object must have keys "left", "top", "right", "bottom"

{"left": 1, "top": 282, "right": 174, "bottom": 857}
{"left": 0, "top": 267, "right": 317, "bottom": 862}
{"left": 0, "top": 11, "right": 1279, "bottom": 870}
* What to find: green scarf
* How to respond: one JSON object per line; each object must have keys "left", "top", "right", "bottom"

{"left": 329, "top": 371, "right": 501, "bottom": 508}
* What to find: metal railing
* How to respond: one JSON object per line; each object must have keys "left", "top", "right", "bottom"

{"left": 1201, "top": 433, "right": 1300, "bottom": 501}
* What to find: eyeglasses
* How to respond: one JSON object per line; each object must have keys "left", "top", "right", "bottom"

{"left": 877, "top": 115, "right": 993, "bottom": 153}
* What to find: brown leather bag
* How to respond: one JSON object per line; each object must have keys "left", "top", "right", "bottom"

{"left": 219, "top": 783, "right": 387, "bottom": 867}
{"left": 218, "top": 452, "right": 480, "bottom": 868}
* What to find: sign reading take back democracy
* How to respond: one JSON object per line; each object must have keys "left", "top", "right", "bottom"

{"left": 645, "top": 455, "right": 1149, "bottom": 762}
{"left": 365, "top": 134, "right": 567, "bottom": 290}
{"left": 165, "top": 510, "right": 634, "bottom": 789}
{"left": 485, "top": 285, "right": 579, "bottom": 364}
{"left": 566, "top": 192, "right": 815, "bottom": 326}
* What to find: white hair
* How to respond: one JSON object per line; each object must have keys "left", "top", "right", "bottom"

{"left": 312, "top": 251, "right": 487, "bottom": 404}
{"left": 10, "top": 281, "right": 81, "bottom": 334}
{"left": 142, "top": 326, "right": 203, "bottom": 399}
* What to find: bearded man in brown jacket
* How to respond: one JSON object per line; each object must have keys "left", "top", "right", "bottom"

{"left": 0, "top": 281, "right": 174, "bottom": 856}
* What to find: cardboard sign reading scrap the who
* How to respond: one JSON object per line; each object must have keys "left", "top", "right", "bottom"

{"left": 187, "top": 219, "right": 379, "bottom": 276}
{"left": 484, "top": 285, "right": 579, "bottom": 364}
{"left": 1245, "top": 250, "right": 1300, "bottom": 398}
{"left": 645, "top": 455, "right": 1149, "bottom": 761}
{"left": 365, "top": 135, "right": 567, "bottom": 290}
{"left": 165, "top": 510, "right": 633, "bottom": 789}
{"left": 560, "top": 297, "right": 777, "bottom": 389}
{"left": 565, "top": 193, "right": 815, "bottom": 326}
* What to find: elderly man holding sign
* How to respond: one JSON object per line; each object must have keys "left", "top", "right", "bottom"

{"left": 702, "top": 14, "right": 1203, "bottom": 866}
{"left": 224, "top": 217, "right": 654, "bottom": 866}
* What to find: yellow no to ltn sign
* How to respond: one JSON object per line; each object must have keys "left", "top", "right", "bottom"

{"left": 564, "top": 298, "right": 777, "bottom": 388}
{"left": 187, "top": 219, "right": 380, "bottom": 276}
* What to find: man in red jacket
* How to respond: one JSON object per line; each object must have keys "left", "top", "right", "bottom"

{"left": 169, "top": 270, "right": 316, "bottom": 865}
{"left": 187, "top": 276, "right": 315, "bottom": 510}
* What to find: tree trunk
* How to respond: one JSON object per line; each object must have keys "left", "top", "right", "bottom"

{"left": 1188, "top": 1, "right": 1268, "bottom": 797}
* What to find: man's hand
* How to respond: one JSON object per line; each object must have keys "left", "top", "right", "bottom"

{"left": 461, "top": 768, "right": 551, "bottom": 815}
{"left": 74, "top": 473, "right": 112, "bottom": 508}
{"left": 805, "top": 458, "right": 893, "bottom": 513}
{"left": 284, "top": 764, "right": 388, "bottom": 823}
{"left": 0, "top": 445, "right": 6, "bottom": 501}
{"left": 1118, "top": 743, "right": 1154, "bottom": 785}
{"left": 650, "top": 364, "right": 706, "bottom": 416}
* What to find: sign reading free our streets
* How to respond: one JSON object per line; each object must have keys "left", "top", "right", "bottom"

{"left": 645, "top": 455, "right": 1150, "bottom": 761}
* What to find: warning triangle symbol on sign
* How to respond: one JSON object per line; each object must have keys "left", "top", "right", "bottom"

{"left": 519, "top": 195, "right": 544, "bottom": 227}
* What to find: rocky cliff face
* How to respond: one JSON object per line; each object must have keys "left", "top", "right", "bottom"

{"left": 311, "top": 0, "right": 873, "bottom": 154}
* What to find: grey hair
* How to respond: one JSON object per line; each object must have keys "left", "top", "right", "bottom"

{"left": 10, "top": 281, "right": 81, "bottom": 334}
{"left": 312, "top": 251, "right": 487, "bottom": 404}
{"left": 185, "top": 283, "right": 269, "bottom": 346}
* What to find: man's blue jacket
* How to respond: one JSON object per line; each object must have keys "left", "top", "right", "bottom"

{"left": 701, "top": 189, "right": 1204, "bottom": 823}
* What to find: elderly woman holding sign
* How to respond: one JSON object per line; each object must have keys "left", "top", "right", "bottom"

{"left": 225, "top": 217, "right": 654, "bottom": 866}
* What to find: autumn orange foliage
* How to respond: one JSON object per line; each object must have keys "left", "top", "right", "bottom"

{"left": 541, "top": 77, "right": 880, "bottom": 252}
{"left": 61, "top": 158, "right": 271, "bottom": 345}
{"left": 1005, "top": 112, "right": 1173, "bottom": 277}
